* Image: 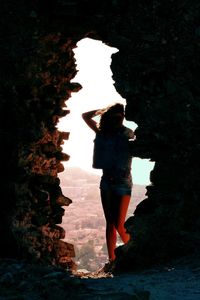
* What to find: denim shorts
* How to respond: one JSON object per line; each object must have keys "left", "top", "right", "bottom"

{"left": 100, "top": 169, "right": 132, "bottom": 196}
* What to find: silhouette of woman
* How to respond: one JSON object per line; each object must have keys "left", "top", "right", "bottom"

{"left": 82, "top": 103, "right": 135, "bottom": 271}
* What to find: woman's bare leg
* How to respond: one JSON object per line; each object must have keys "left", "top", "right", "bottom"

{"left": 106, "top": 223, "right": 117, "bottom": 261}
{"left": 100, "top": 190, "right": 117, "bottom": 261}
{"left": 115, "top": 194, "right": 131, "bottom": 243}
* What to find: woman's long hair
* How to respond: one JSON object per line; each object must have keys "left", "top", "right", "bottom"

{"left": 98, "top": 103, "right": 124, "bottom": 132}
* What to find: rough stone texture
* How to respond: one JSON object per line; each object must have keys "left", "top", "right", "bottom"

{"left": 1, "top": 0, "right": 200, "bottom": 271}
{"left": 1, "top": 255, "right": 200, "bottom": 300}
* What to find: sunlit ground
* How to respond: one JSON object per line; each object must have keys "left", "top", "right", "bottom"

{"left": 58, "top": 37, "right": 155, "bottom": 185}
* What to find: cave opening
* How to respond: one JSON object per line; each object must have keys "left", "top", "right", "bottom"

{"left": 0, "top": 0, "right": 199, "bottom": 284}
{"left": 57, "top": 37, "right": 155, "bottom": 272}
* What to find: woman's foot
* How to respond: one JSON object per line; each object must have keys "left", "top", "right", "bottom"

{"left": 97, "top": 259, "right": 115, "bottom": 274}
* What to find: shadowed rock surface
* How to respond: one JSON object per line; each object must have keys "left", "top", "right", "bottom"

{"left": 1, "top": 255, "right": 200, "bottom": 299}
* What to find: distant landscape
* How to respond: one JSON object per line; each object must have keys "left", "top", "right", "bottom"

{"left": 59, "top": 167, "right": 147, "bottom": 271}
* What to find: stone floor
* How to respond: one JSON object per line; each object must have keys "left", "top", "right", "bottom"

{"left": 0, "top": 254, "right": 200, "bottom": 299}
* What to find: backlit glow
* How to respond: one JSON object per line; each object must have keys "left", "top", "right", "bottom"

{"left": 58, "top": 38, "right": 155, "bottom": 185}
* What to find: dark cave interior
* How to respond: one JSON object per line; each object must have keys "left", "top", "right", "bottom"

{"left": 1, "top": 0, "right": 200, "bottom": 272}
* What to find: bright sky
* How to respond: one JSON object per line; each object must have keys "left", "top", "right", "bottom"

{"left": 57, "top": 38, "right": 155, "bottom": 185}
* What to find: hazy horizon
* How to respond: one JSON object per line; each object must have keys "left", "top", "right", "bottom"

{"left": 59, "top": 165, "right": 149, "bottom": 187}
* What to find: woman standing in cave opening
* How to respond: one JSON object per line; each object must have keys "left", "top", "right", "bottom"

{"left": 82, "top": 103, "right": 135, "bottom": 272}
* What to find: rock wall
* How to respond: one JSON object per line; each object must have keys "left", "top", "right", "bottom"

{"left": 1, "top": 0, "right": 200, "bottom": 270}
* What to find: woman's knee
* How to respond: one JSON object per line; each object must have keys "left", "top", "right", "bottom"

{"left": 115, "top": 222, "right": 126, "bottom": 235}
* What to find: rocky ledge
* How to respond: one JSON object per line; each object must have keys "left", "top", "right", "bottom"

{"left": 1, "top": 254, "right": 200, "bottom": 300}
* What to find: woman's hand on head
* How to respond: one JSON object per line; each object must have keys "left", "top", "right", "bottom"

{"left": 82, "top": 110, "right": 100, "bottom": 133}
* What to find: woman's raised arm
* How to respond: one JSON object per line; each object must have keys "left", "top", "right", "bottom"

{"left": 82, "top": 109, "right": 102, "bottom": 133}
